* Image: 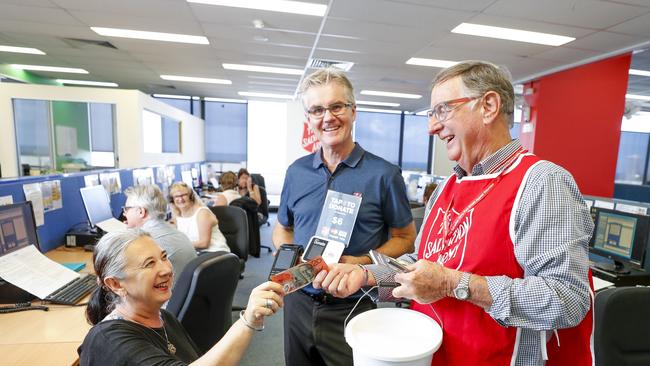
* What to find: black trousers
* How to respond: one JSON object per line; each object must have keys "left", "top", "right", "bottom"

{"left": 283, "top": 290, "right": 376, "bottom": 366}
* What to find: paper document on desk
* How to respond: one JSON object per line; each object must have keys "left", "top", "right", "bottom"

{"left": 0, "top": 245, "right": 80, "bottom": 299}
{"left": 593, "top": 277, "right": 614, "bottom": 292}
{"left": 96, "top": 217, "right": 127, "bottom": 233}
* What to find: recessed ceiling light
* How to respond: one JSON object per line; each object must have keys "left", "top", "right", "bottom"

{"left": 357, "top": 107, "right": 403, "bottom": 114}
{"left": 204, "top": 97, "right": 247, "bottom": 103}
{"left": 238, "top": 91, "right": 294, "bottom": 99}
{"left": 91, "top": 27, "right": 209, "bottom": 45}
{"left": 0, "top": 45, "right": 45, "bottom": 55}
{"left": 56, "top": 79, "right": 118, "bottom": 87}
{"left": 626, "top": 94, "right": 650, "bottom": 101}
{"left": 356, "top": 100, "right": 400, "bottom": 107}
{"left": 160, "top": 75, "right": 231, "bottom": 84}
{"left": 223, "top": 63, "right": 303, "bottom": 75}
{"left": 451, "top": 23, "right": 575, "bottom": 46}
{"left": 406, "top": 58, "right": 457, "bottom": 68}
{"left": 153, "top": 94, "right": 193, "bottom": 100}
{"left": 187, "top": 0, "right": 327, "bottom": 17}
{"left": 630, "top": 69, "right": 650, "bottom": 77}
{"left": 360, "top": 90, "right": 422, "bottom": 99}
{"left": 11, "top": 64, "right": 88, "bottom": 74}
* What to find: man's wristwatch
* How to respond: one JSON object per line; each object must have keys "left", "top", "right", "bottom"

{"left": 453, "top": 272, "right": 471, "bottom": 300}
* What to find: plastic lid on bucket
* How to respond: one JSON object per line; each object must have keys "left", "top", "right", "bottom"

{"left": 345, "top": 308, "right": 442, "bottom": 362}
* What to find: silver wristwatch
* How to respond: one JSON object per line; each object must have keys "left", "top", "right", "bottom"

{"left": 453, "top": 272, "right": 471, "bottom": 300}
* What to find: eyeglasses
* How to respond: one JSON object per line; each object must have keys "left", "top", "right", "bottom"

{"left": 122, "top": 206, "right": 134, "bottom": 213}
{"left": 306, "top": 102, "right": 354, "bottom": 119}
{"left": 172, "top": 193, "right": 189, "bottom": 200}
{"left": 426, "top": 96, "right": 480, "bottom": 122}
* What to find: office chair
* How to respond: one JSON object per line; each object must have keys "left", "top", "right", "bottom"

{"left": 230, "top": 197, "right": 262, "bottom": 258}
{"left": 256, "top": 186, "right": 273, "bottom": 253}
{"left": 250, "top": 173, "right": 266, "bottom": 190}
{"left": 210, "top": 206, "right": 249, "bottom": 276}
{"left": 166, "top": 251, "right": 240, "bottom": 355}
{"left": 594, "top": 286, "right": 650, "bottom": 366}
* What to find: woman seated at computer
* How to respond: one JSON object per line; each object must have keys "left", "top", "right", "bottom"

{"left": 211, "top": 171, "right": 241, "bottom": 206}
{"left": 237, "top": 168, "right": 261, "bottom": 206}
{"left": 168, "top": 182, "right": 230, "bottom": 253}
{"left": 79, "top": 229, "right": 284, "bottom": 365}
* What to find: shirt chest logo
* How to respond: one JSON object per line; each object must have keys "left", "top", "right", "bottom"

{"left": 422, "top": 206, "right": 473, "bottom": 269}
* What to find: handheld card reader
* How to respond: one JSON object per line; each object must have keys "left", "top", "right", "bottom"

{"left": 269, "top": 244, "right": 303, "bottom": 279}
{"left": 302, "top": 236, "right": 345, "bottom": 265}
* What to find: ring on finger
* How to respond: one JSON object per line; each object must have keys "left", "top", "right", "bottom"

{"left": 265, "top": 298, "right": 273, "bottom": 309}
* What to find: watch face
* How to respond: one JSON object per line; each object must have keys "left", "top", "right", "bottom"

{"left": 454, "top": 288, "right": 469, "bottom": 300}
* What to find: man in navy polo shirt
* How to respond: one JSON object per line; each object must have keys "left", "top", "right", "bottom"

{"left": 272, "top": 67, "right": 416, "bottom": 366}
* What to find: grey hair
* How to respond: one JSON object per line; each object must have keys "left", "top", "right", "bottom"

{"left": 433, "top": 60, "right": 515, "bottom": 128}
{"left": 298, "top": 67, "right": 355, "bottom": 109}
{"left": 86, "top": 228, "right": 150, "bottom": 324}
{"left": 124, "top": 184, "right": 168, "bottom": 220}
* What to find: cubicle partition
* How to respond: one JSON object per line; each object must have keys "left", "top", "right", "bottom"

{"left": 0, "top": 162, "right": 201, "bottom": 252}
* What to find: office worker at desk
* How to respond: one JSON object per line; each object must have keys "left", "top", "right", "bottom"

{"left": 273, "top": 67, "right": 416, "bottom": 366}
{"left": 212, "top": 171, "right": 242, "bottom": 206}
{"left": 169, "top": 182, "right": 230, "bottom": 253}
{"left": 315, "top": 61, "right": 595, "bottom": 365}
{"left": 79, "top": 229, "right": 284, "bottom": 365}
{"left": 123, "top": 184, "right": 196, "bottom": 287}
{"left": 237, "top": 168, "right": 262, "bottom": 206}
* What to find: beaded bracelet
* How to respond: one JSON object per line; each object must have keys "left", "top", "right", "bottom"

{"left": 239, "top": 310, "right": 264, "bottom": 331}
{"left": 358, "top": 264, "right": 369, "bottom": 286}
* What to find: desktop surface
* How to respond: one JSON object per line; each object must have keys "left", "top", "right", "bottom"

{"left": 0, "top": 246, "right": 93, "bottom": 366}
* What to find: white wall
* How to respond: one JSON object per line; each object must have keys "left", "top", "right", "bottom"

{"left": 0, "top": 83, "right": 204, "bottom": 177}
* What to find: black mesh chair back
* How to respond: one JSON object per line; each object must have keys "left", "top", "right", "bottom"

{"left": 250, "top": 173, "right": 266, "bottom": 189}
{"left": 210, "top": 206, "right": 249, "bottom": 272}
{"left": 258, "top": 186, "right": 270, "bottom": 226}
{"left": 166, "top": 251, "right": 240, "bottom": 354}
{"left": 230, "top": 197, "right": 261, "bottom": 258}
{"left": 594, "top": 286, "right": 650, "bottom": 366}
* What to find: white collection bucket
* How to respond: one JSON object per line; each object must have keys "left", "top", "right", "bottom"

{"left": 345, "top": 308, "right": 442, "bottom": 366}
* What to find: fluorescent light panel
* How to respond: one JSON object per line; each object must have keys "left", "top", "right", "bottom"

{"left": 406, "top": 58, "right": 457, "bottom": 68}
{"left": 626, "top": 94, "right": 650, "bottom": 101}
{"left": 160, "top": 75, "right": 231, "bottom": 84}
{"left": 356, "top": 100, "right": 400, "bottom": 107}
{"left": 360, "top": 90, "right": 422, "bottom": 99}
{"left": 56, "top": 79, "right": 118, "bottom": 87}
{"left": 187, "top": 0, "right": 327, "bottom": 17}
{"left": 11, "top": 64, "right": 88, "bottom": 74}
{"left": 357, "top": 107, "right": 403, "bottom": 114}
{"left": 223, "top": 63, "right": 303, "bottom": 75}
{"left": 204, "top": 97, "right": 247, "bottom": 103}
{"left": 91, "top": 27, "right": 209, "bottom": 45}
{"left": 0, "top": 45, "right": 45, "bottom": 55}
{"left": 451, "top": 23, "right": 575, "bottom": 46}
{"left": 630, "top": 69, "right": 650, "bottom": 77}
{"left": 153, "top": 94, "right": 192, "bottom": 100}
{"left": 238, "top": 91, "right": 293, "bottom": 99}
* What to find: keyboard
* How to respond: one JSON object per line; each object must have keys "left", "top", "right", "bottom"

{"left": 45, "top": 274, "right": 97, "bottom": 305}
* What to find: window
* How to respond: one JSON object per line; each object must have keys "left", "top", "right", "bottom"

{"left": 162, "top": 117, "right": 181, "bottom": 153}
{"left": 615, "top": 131, "right": 649, "bottom": 185}
{"left": 89, "top": 103, "right": 116, "bottom": 167}
{"left": 13, "top": 99, "right": 52, "bottom": 173}
{"left": 204, "top": 101, "right": 247, "bottom": 162}
{"left": 402, "top": 115, "right": 430, "bottom": 171}
{"left": 155, "top": 97, "right": 191, "bottom": 114}
{"left": 354, "top": 111, "right": 401, "bottom": 165}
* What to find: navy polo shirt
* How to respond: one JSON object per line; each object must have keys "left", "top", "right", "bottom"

{"left": 278, "top": 143, "right": 413, "bottom": 256}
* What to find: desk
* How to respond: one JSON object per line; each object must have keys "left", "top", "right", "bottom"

{"left": 0, "top": 247, "right": 93, "bottom": 366}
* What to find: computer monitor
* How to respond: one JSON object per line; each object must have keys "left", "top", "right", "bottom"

{"left": 80, "top": 185, "right": 114, "bottom": 228}
{"left": 0, "top": 201, "right": 40, "bottom": 256}
{"left": 0, "top": 201, "right": 40, "bottom": 303}
{"left": 589, "top": 207, "right": 650, "bottom": 273}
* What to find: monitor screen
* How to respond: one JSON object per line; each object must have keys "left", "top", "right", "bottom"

{"left": 0, "top": 201, "right": 39, "bottom": 256}
{"left": 590, "top": 208, "right": 649, "bottom": 271}
{"left": 80, "top": 185, "right": 114, "bottom": 227}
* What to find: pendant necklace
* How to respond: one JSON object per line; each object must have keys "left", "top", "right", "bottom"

{"left": 115, "top": 309, "right": 176, "bottom": 355}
